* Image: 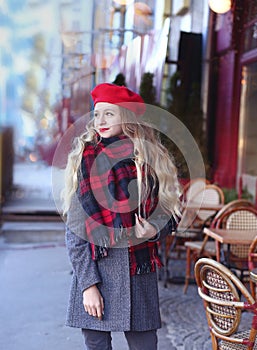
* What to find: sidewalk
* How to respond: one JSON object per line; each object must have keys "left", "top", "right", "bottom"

{"left": 0, "top": 162, "right": 214, "bottom": 349}
{"left": 0, "top": 240, "right": 132, "bottom": 350}
{"left": 0, "top": 239, "right": 210, "bottom": 350}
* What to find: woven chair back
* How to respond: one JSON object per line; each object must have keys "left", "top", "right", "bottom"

{"left": 189, "top": 184, "right": 225, "bottom": 222}
{"left": 211, "top": 199, "right": 255, "bottom": 229}
{"left": 195, "top": 258, "right": 257, "bottom": 349}
{"left": 217, "top": 207, "right": 257, "bottom": 259}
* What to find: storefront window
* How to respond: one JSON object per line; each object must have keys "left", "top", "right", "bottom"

{"left": 238, "top": 61, "right": 257, "bottom": 176}
{"left": 243, "top": 2, "right": 257, "bottom": 53}
{"left": 244, "top": 2, "right": 257, "bottom": 24}
{"left": 243, "top": 23, "right": 257, "bottom": 52}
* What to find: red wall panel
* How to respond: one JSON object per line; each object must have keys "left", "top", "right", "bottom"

{"left": 213, "top": 50, "right": 238, "bottom": 187}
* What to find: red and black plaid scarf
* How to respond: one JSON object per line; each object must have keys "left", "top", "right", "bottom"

{"left": 77, "top": 134, "right": 162, "bottom": 275}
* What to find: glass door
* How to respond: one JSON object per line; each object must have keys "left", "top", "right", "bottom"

{"left": 238, "top": 61, "right": 257, "bottom": 176}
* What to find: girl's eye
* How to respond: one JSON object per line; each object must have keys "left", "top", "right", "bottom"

{"left": 106, "top": 112, "right": 114, "bottom": 116}
{"left": 94, "top": 113, "right": 98, "bottom": 118}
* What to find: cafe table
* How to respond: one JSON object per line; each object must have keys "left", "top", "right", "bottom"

{"left": 203, "top": 227, "right": 257, "bottom": 262}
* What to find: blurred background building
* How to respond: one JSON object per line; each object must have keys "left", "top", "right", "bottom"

{"left": 0, "top": 0, "right": 257, "bottom": 206}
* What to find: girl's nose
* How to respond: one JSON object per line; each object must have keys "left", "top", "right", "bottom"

{"left": 97, "top": 113, "right": 106, "bottom": 125}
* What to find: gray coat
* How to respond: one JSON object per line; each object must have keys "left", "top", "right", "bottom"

{"left": 65, "top": 194, "right": 172, "bottom": 331}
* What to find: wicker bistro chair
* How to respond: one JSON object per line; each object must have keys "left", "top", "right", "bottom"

{"left": 161, "top": 181, "right": 213, "bottom": 286}
{"left": 248, "top": 235, "right": 257, "bottom": 300}
{"left": 216, "top": 207, "right": 257, "bottom": 282}
{"left": 184, "top": 234, "right": 218, "bottom": 293}
{"left": 182, "top": 185, "right": 225, "bottom": 293}
{"left": 183, "top": 201, "right": 256, "bottom": 293}
{"left": 178, "top": 179, "right": 212, "bottom": 236}
{"left": 186, "top": 184, "right": 225, "bottom": 227}
{"left": 182, "top": 178, "right": 210, "bottom": 203}
{"left": 211, "top": 200, "right": 255, "bottom": 228}
{"left": 195, "top": 258, "right": 257, "bottom": 350}
{"left": 179, "top": 184, "right": 225, "bottom": 234}
{"left": 178, "top": 184, "right": 225, "bottom": 245}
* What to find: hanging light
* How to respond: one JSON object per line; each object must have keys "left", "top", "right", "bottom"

{"left": 134, "top": 2, "right": 152, "bottom": 27}
{"left": 112, "top": 0, "right": 134, "bottom": 5}
{"left": 208, "top": 0, "right": 231, "bottom": 14}
{"left": 134, "top": 2, "right": 152, "bottom": 16}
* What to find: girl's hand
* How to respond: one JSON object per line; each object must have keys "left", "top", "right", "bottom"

{"left": 135, "top": 213, "right": 157, "bottom": 240}
{"left": 83, "top": 285, "right": 104, "bottom": 320}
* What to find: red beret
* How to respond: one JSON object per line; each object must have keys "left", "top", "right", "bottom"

{"left": 91, "top": 83, "right": 146, "bottom": 116}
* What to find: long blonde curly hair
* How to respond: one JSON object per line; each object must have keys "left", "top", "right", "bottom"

{"left": 62, "top": 106, "right": 181, "bottom": 218}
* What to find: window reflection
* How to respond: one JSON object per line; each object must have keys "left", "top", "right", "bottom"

{"left": 238, "top": 62, "right": 257, "bottom": 176}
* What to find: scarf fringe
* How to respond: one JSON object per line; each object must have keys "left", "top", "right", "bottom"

{"left": 134, "top": 262, "right": 154, "bottom": 275}
{"left": 93, "top": 246, "right": 108, "bottom": 260}
{"left": 115, "top": 225, "right": 130, "bottom": 242}
{"left": 93, "top": 226, "right": 131, "bottom": 260}
{"left": 93, "top": 226, "right": 130, "bottom": 249}
{"left": 93, "top": 245, "right": 163, "bottom": 276}
{"left": 130, "top": 256, "right": 163, "bottom": 276}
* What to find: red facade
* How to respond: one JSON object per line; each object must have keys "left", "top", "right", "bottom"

{"left": 207, "top": 1, "right": 253, "bottom": 189}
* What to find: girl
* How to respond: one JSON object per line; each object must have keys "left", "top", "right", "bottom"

{"left": 62, "top": 83, "right": 181, "bottom": 350}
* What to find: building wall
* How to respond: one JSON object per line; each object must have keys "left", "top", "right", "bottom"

{"left": 208, "top": 0, "right": 257, "bottom": 202}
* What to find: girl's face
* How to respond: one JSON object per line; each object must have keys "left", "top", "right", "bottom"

{"left": 94, "top": 102, "right": 123, "bottom": 138}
